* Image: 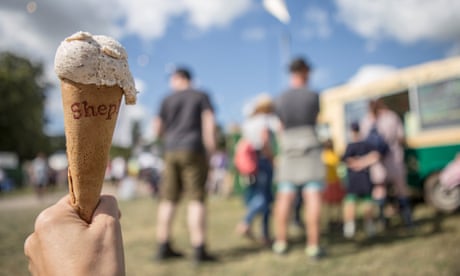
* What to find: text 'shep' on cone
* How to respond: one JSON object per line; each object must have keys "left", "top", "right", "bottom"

{"left": 61, "top": 79, "right": 122, "bottom": 223}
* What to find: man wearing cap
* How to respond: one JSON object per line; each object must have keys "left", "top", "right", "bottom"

{"left": 272, "top": 57, "right": 325, "bottom": 259}
{"left": 153, "top": 67, "right": 217, "bottom": 264}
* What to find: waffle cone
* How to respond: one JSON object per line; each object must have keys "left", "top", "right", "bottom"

{"left": 61, "top": 79, "right": 122, "bottom": 223}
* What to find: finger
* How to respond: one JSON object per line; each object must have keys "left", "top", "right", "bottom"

{"left": 24, "top": 234, "right": 35, "bottom": 258}
{"left": 24, "top": 234, "right": 39, "bottom": 275}
{"left": 91, "top": 195, "right": 120, "bottom": 226}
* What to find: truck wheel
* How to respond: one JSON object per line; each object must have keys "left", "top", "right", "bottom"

{"left": 424, "top": 173, "right": 460, "bottom": 213}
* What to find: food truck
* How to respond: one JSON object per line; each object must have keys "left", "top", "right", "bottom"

{"left": 319, "top": 57, "right": 460, "bottom": 211}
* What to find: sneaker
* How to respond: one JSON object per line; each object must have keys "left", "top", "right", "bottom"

{"left": 193, "top": 245, "right": 218, "bottom": 265}
{"left": 343, "top": 221, "right": 356, "bottom": 239}
{"left": 305, "top": 246, "right": 326, "bottom": 260}
{"left": 155, "top": 242, "right": 184, "bottom": 261}
{"left": 272, "top": 240, "right": 288, "bottom": 255}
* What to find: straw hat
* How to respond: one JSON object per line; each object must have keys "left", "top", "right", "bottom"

{"left": 252, "top": 94, "right": 274, "bottom": 115}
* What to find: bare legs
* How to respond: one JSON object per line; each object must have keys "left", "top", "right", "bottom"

{"left": 303, "top": 190, "right": 322, "bottom": 248}
{"left": 187, "top": 200, "right": 206, "bottom": 247}
{"left": 156, "top": 199, "right": 215, "bottom": 262}
{"left": 156, "top": 200, "right": 176, "bottom": 243}
{"left": 274, "top": 192, "right": 296, "bottom": 244}
{"left": 273, "top": 188, "right": 322, "bottom": 254}
{"left": 343, "top": 199, "right": 375, "bottom": 238}
{"left": 156, "top": 200, "right": 207, "bottom": 246}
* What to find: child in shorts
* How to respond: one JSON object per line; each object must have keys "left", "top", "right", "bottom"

{"left": 342, "top": 122, "right": 380, "bottom": 238}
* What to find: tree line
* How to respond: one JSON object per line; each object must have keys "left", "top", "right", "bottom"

{"left": 0, "top": 52, "right": 54, "bottom": 162}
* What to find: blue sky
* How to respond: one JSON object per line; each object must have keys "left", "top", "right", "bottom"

{"left": 1, "top": 0, "right": 459, "bottom": 146}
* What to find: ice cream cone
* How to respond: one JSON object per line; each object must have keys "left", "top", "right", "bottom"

{"left": 55, "top": 31, "right": 137, "bottom": 222}
{"left": 61, "top": 79, "right": 123, "bottom": 223}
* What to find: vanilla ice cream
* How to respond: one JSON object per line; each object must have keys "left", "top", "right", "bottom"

{"left": 54, "top": 31, "right": 137, "bottom": 104}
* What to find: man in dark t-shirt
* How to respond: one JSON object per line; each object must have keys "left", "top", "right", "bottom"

{"left": 153, "top": 67, "right": 216, "bottom": 264}
{"left": 275, "top": 86, "right": 319, "bottom": 129}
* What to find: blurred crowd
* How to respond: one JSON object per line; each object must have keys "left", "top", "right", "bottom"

{"left": 0, "top": 152, "right": 68, "bottom": 197}
{"left": 21, "top": 55, "right": 460, "bottom": 273}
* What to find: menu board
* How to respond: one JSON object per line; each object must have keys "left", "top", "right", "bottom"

{"left": 418, "top": 78, "right": 460, "bottom": 129}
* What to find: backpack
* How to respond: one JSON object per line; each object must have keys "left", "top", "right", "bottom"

{"left": 234, "top": 139, "right": 258, "bottom": 175}
{"left": 366, "top": 125, "right": 389, "bottom": 156}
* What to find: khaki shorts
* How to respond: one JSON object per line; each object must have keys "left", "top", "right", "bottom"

{"left": 161, "top": 151, "right": 208, "bottom": 203}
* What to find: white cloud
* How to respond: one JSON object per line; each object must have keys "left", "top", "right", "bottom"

{"left": 119, "top": 0, "right": 252, "bottom": 40}
{"left": 0, "top": 0, "right": 119, "bottom": 63}
{"left": 303, "top": 7, "right": 332, "bottom": 39}
{"left": 335, "top": 0, "right": 460, "bottom": 44}
{"left": 0, "top": 0, "right": 252, "bottom": 143}
{"left": 242, "top": 27, "right": 267, "bottom": 41}
{"left": 183, "top": 0, "right": 252, "bottom": 30}
{"left": 348, "top": 65, "right": 397, "bottom": 86}
{"left": 116, "top": 0, "right": 182, "bottom": 40}
{"left": 0, "top": 0, "right": 253, "bottom": 62}
{"left": 0, "top": 0, "right": 253, "bottom": 72}
{"left": 117, "top": 0, "right": 252, "bottom": 40}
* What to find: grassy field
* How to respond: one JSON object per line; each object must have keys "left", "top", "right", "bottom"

{"left": 1, "top": 190, "right": 460, "bottom": 276}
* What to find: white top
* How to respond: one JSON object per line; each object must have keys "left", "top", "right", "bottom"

{"left": 242, "top": 114, "right": 280, "bottom": 150}
{"left": 54, "top": 31, "right": 137, "bottom": 104}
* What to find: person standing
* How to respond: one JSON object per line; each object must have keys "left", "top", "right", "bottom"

{"left": 272, "top": 57, "right": 325, "bottom": 259}
{"left": 321, "top": 139, "right": 346, "bottom": 231}
{"left": 207, "top": 150, "right": 228, "bottom": 196}
{"left": 153, "top": 67, "right": 217, "bottom": 264}
{"left": 236, "top": 94, "right": 279, "bottom": 246}
{"left": 342, "top": 123, "right": 378, "bottom": 238}
{"left": 30, "top": 152, "right": 49, "bottom": 199}
{"left": 361, "top": 99, "right": 413, "bottom": 228}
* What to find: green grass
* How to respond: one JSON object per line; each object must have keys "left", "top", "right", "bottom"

{"left": 1, "top": 193, "right": 460, "bottom": 275}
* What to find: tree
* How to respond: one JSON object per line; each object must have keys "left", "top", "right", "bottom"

{"left": 0, "top": 52, "right": 49, "bottom": 161}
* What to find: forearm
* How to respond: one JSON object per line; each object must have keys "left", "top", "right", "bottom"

{"left": 362, "top": 151, "right": 380, "bottom": 166}
{"left": 346, "top": 151, "right": 380, "bottom": 171}
{"left": 202, "top": 110, "right": 216, "bottom": 153}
